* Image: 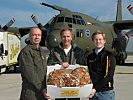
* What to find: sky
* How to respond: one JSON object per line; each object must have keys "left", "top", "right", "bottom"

{"left": 0, "top": 0, "right": 133, "bottom": 51}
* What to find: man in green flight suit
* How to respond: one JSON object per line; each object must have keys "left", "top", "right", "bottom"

{"left": 18, "top": 27, "right": 49, "bottom": 100}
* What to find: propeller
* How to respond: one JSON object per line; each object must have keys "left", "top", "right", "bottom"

{"left": 126, "top": 29, "right": 133, "bottom": 37}
{"left": 31, "top": 14, "right": 43, "bottom": 28}
{"left": 2, "top": 18, "right": 15, "bottom": 31}
{"left": 123, "top": 5, "right": 133, "bottom": 41}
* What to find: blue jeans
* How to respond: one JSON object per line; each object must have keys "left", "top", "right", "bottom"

{"left": 55, "top": 98, "right": 80, "bottom": 100}
{"left": 90, "top": 90, "right": 115, "bottom": 100}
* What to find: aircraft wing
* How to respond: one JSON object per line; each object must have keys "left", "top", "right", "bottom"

{"left": 113, "top": 20, "right": 133, "bottom": 30}
{"left": 7, "top": 27, "right": 32, "bottom": 37}
{"left": 19, "top": 27, "right": 31, "bottom": 37}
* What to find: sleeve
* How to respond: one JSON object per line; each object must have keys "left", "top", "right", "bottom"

{"left": 94, "top": 54, "right": 116, "bottom": 91}
{"left": 41, "top": 50, "right": 47, "bottom": 90}
{"left": 18, "top": 50, "right": 43, "bottom": 91}
{"left": 42, "top": 73, "right": 47, "bottom": 90}
{"left": 47, "top": 50, "right": 61, "bottom": 65}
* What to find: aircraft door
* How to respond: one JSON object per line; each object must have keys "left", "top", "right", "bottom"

{"left": 73, "top": 28, "right": 87, "bottom": 50}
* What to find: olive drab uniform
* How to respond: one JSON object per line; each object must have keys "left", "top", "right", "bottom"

{"left": 87, "top": 47, "right": 116, "bottom": 92}
{"left": 47, "top": 43, "right": 85, "bottom": 66}
{"left": 18, "top": 44, "right": 47, "bottom": 100}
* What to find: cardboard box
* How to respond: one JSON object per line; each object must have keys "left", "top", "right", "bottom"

{"left": 47, "top": 64, "right": 93, "bottom": 98}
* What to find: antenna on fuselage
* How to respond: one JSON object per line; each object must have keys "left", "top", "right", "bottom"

{"left": 40, "top": 2, "right": 70, "bottom": 13}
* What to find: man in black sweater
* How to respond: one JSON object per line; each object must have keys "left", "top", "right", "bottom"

{"left": 87, "top": 30, "right": 116, "bottom": 100}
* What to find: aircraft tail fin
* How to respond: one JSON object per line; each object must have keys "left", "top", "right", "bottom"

{"left": 116, "top": 0, "right": 122, "bottom": 21}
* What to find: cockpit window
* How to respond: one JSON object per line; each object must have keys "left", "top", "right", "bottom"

{"left": 78, "top": 16, "right": 82, "bottom": 19}
{"left": 65, "top": 17, "right": 72, "bottom": 23}
{"left": 73, "top": 15, "right": 76, "bottom": 18}
{"left": 75, "top": 15, "right": 79, "bottom": 18}
{"left": 76, "top": 19, "right": 81, "bottom": 25}
{"left": 57, "top": 15, "right": 86, "bottom": 25}
{"left": 73, "top": 18, "right": 76, "bottom": 24}
{"left": 81, "top": 20, "right": 86, "bottom": 25}
{"left": 73, "top": 15, "right": 86, "bottom": 25}
{"left": 57, "top": 17, "right": 64, "bottom": 22}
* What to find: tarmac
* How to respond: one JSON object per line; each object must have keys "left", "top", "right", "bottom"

{"left": 0, "top": 55, "right": 133, "bottom": 100}
{"left": 114, "top": 55, "right": 133, "bottom": 100}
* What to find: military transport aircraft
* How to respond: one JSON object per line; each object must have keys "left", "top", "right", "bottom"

{"left": 2, "top": 0, "right": 133, "bottom": 64}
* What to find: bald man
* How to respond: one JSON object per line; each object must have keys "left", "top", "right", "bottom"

{"left": 18, "top": 27, "right": 48, "bottom": 100}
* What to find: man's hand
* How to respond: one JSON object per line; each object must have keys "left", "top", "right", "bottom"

{"left": 42, "top": 89, "right": 51, "bottom": 100}
{"left": 88, "top": 88, "right": 96, "bottom": 98}
{"left": 60, "top": 62, "right": 69, "bottom": 68}
{"left": 123, "top": 34, "right": 129, "bottom": 41}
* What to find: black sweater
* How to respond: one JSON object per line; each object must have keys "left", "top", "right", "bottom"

{"left": 87, "top": 48, "right": 116, "bottom": 92}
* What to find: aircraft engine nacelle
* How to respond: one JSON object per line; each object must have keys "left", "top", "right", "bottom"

{"left": 46, "top": 30, "right": 61, "bottom": 50}
{"left": 112, "top": 36, "right": 127, "bottom": 64}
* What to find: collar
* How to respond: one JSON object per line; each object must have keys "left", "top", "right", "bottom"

{"left": 28, "top": 43, "right": 40, "bottom": 51}
{"left": 93, "top": 47, "right": 105, "bottom": 55}
{"left": 59, "top": 42, "right": 77, "bottom": 50}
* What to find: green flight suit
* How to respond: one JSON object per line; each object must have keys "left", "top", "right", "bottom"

{"left": 18, "top": 44, "right": 47, "bottom": 100}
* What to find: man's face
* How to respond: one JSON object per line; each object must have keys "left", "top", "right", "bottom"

{"left": 61, "top": 30, "right": 72, "bottom": 47}
{"left": 30, "top": 28, "right": 42, "bottom": 46}
{"left": 93, "top": 34, "right": 106, "bottom": 49}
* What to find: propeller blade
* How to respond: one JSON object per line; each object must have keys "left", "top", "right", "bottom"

{"left": 3, "top": 18, "right": 15, "bottom": 31}
{"left": 126, "top": 29, "right": 133, "bottom": 37}
{"left": 31, "top": 14, "right": 43, "bottom": 28}
{"left": 127, "top": 5, "right": 133, "bottom": 15}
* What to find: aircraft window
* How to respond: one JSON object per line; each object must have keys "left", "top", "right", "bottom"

{"left": 76, "top": 19, "right": 82, "bottom": 25}
{"left": 81, "top": 20, "right": 86, "bottom": 25}
{"left": 73, "top": 15, "right": 83, "bottom": 18}
{"left": 78, "top": 16, "right": 82, "bottom": 19}
{"left": 76, "top": 29, "right": 80, "bottom": 37}
{"left": 76, "top": 29, "right": 84, "bottom": 38}
{"left": 65, "top": 17, "right": 72, "bottom": 23}
{"left": 75, "top": 15, "right": 79, "bottom": 18}
{"left": 49, "top": 18, "right": 56, "bottom": 25}
{"left": 73, "top": 15, "right": 76, "bottom": 18}
{"left": 68, "top": 24, "right": 72, "bottom": 28}
{"left": 57, "top": 17, "right": 64, "bottom": 22}
{"left": 48, "top": 17, "right": 55, "bottom": 24}
{"left": 73, "top": 18, "right": 76, "bottom": 24}
{"left": 75, "top": 15, "right": 81, "bottom": 19}
{"left": 73, "top": 15, "right": 77, "bottom": 18}
{"left": 80, "top": 29, "right": 84, "bottom": 37}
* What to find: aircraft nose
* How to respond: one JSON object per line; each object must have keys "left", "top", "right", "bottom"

{"left": 46, "top": 34, "right": 59, "bottom": 49}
